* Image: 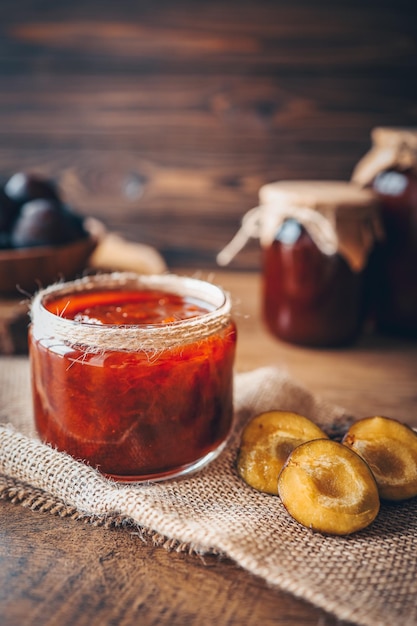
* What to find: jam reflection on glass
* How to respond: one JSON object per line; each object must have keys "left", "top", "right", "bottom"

{"left": 262, "top": 219, "right": 365, "bottom": 347}
{"left": 371, "top": 169, "right": 417, "bottom": 337}
{"left": 29, "top": 288, "right": 236, "bottom": 481}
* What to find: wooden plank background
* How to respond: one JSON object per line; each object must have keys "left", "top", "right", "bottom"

{"left": 0, "top": 0, "right": 416, "bottom": 269}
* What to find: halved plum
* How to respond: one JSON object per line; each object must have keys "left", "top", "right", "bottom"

{"left": 278, "top": 439, "right": 380, "bottom": 535}
{"left": 342, "top": 416, "right": 417, "bottom": 501}
{"left": 237, "top": 410, "right": 327, "bottom": 494}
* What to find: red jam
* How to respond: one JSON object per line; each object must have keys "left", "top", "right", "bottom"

{"left": 262, "top": 222, "right": 365, "bottom": 347}
{"left": 51, "top": 288, "right": 213, "bottom": 325}
{"left": 29, "top": 281, "right": 236, "bottom": 481}
{"left": 371, "top": 169, "right": 417, "bottom": 337}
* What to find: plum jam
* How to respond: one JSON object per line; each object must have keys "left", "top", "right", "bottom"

{"left": 262, "top": 222, "right": 366, "bottom": 346}
{"left": 259, "top": 182, "right": 383, "bottom": 346}
{"left": 29, "top": 273, "right": 236, "bottom": 481}
{"left": 217, "top": 181, "right": 382, "bottom": 347}
{"left": 352, "top": 127, "right": 417, "bottom": 337}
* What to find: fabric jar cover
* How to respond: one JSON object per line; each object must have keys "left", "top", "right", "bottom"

{"left": 352, "top": 126, "right": 417, "bottom": 186}
{"left": 217, "top": 180, "right": 383, "bottom": 272}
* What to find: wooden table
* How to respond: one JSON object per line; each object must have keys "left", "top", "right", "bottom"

{"left": 0, "top": 270, "right": 416, "bottom": 626}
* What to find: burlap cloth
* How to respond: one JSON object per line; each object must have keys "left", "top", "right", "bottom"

{"left": 1, "top": 357, "right": 417, "bottom": 626}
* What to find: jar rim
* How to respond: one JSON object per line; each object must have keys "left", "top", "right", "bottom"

{"left": 30, "top": 272, "right": 232, "bottom": 352}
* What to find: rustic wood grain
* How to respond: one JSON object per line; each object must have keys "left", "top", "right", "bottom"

{"left": 0, "top": 299, "right": 29, "bottom": 354}
{"left": 0, "top": 0, "right": 415, "bottom": 267}
{"left": 0, "top": 3, "right": 415, "bottom": 622}
{"left": 1, "top": 270, "right": 416, "bottom": 626}
{"left": 0, "top": 501, "right": 348, "bottom": 626}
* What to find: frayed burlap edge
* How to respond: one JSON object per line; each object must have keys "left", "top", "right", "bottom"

{"left": 0, "top": 472, "right": 222, "bottom": 556}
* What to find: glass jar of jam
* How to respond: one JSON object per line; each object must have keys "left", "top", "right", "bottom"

{"left": 29, "top": 273, "right": 236, "bottom": 482}
{"left": 218, "top": 181, "right": 382, "bottom": 347}
{"left": 352, "top": 127, "right": 417, "bottom": 337}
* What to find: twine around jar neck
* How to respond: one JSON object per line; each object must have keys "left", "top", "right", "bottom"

{"left": 30, "top": 273, "right": 232, "bottom": 354}
{"left": 216, "top": 203, "right": 339, "bottom": 267}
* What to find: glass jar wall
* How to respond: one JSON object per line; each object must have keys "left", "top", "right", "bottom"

{"left": 29, "top": 273, "right": 236, "bottom": 482}
{"left": 352, "top": 127, "right": 417, "bottom": 337}
{"left": 258, "top": 181, "right": 381, "bottom": 347}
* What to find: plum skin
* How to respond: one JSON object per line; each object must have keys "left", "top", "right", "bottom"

{"left": 0, "top": 172, "right": 87, "bottom": 249}
{"left": 4, "top": 172, "right": 58, "bottom": 205}
{"left": 10, "top": 199, "right": 86, "bottom": 248}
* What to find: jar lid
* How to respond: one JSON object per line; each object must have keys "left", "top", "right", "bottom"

{"left": 259, "top": 180, "right": 378, "bottom": 215}
{"left": 217, "top": 180, "right": 383, "bottom": 272}
{"left": 352, "top": 127, "right": 417, "bottom": 186}
{"left": 371, "top": 126, "right": 417, "bottom": 150}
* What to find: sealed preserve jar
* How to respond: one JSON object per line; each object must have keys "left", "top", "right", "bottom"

{"left": 29, "top": 273, "right": 236, "bottom": 481}
{"left": 352, "top": 127, "right": 417, "bottom": 337}
{"left": 218, "top": 181, "right": 382, "bottom": 347}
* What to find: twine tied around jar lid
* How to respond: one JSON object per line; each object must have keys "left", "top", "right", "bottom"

{"left": 217, "top": 180, "right": 383, "bottom": 272}
{"left": 30, "top": 272, "right": 232, "bottom": 355}
{"left": 352, "top": 127, "right": 417, "bottom": 186}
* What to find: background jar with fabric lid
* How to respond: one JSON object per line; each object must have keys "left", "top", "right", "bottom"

{"left": 352, "top": 127, "right": 417, "bottom": 338}
{"left": 218, "top": 181, "right": 382, "bottom": 347}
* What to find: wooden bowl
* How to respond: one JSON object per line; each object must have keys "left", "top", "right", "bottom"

{"left": 0, "top": 224, "right": 99, "bottom": 296}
